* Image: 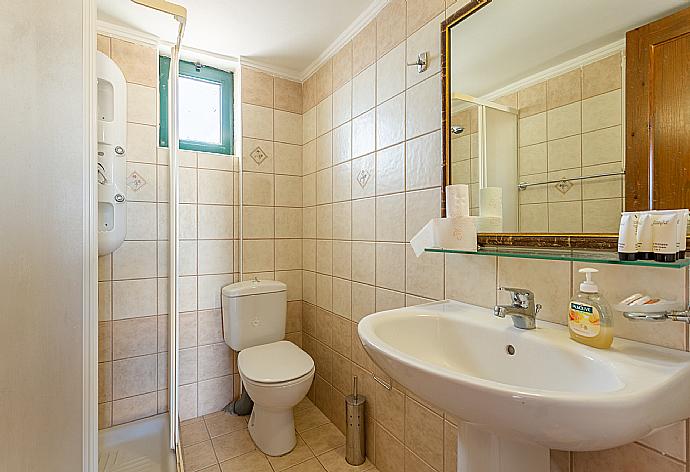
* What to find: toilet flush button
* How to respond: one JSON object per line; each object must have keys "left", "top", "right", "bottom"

{"left": 251, "top": 318, "right": 261, "bottom": 327}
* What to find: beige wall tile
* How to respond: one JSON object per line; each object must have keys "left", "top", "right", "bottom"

{"left": 111, "top": 38, "right": 157, "bottom": 87}
{"left": 353, "top": 64, "right": 376, "bottom": 118}
{"left": 518, "top": 112, "right": 546, "bottom": 146}
{"left": 198, "top": 274, "right": 233, "bottom": 311}
{"left": 376, "top": 287, "right": 405, "bottom": 312}
{"left": 303, "top": 74, "right": 317, "bottom": 113}
{"left": 242, "top": 103, "right": 274, "bottom": 141}
{"left": 377, "top": 43, "right": 406, "bottom": 105}
{"left": 127, "top": 84, "right": 157, "bottom": 125}
{"left": 352, "top": 110, "right": 376, "bottom": 158}
{"left": 241, "top": 67, "right": 274, "bottom": 108}
{"left": 332, "top": 240, "right": 352, "bottom": 279}
{"left": 582, "top": 53, "right": 622, "bottom": 100}
{"left": 303, "top": 107, "right": 317, "bottom": 145}
{"left": 377, "top": 94, "right": 406, "bottom": 150}
{"left": 573, "top": 442, "right": 684, "bottom": 472}
{"left": 405, "top": 188, "right": 441, "bottom": 241}
{"left": 112, "top": 278, "right": 157, "bottom": 320}
{"left": 405, "top": 397, "right": 444, "bottom": 470}
{"left": 406, "top": 74, "right": 441, "bottom": 139}
{"left": 198, "top": 375, "right": 233, "bottom": 417}
{"left": 198, "top": 169, "right": 233, "bottom": 205}
{"left": 316, "top": 274, "right": 333, "bottom": 311}
{"left": 112, "top": 391, "right": 158, "bottom": 426}
{"left": 275, "top": 110, "right": 303, "bottom": 145}
{"left": 197, "top": 343, "right": 232, "bottom": 381}
{"left": 548, "top": 135, "right": 581, "bottom": 171}
{"left": 179, "top": 347, "right": 198, "bottom": 385}
{"left": 316, "top": 168, "right": 333, "bottom": 205}
{"left": 406, "top": 131, "right": 442, "bottom": 191}
{"left": 376, "top": 424, "right": 405, "bottom": 472}
{"left": 242, "top": 240, "right": 275, "bottom": 273}
{"left": 549, "top": 201, "right": 583, "bottom": 233}
{"left": 405, "top": 247, "right": 444, "bottom": 300}
{"left": 547, "top": 69, "right": 582, "bottom": 109}
{"left": 112, "top": 240, "right": 157, "bottom": 280}
{"left": 582, "top": 89, "right": 621, "bottom": 133}
{"left": 127, "top": 123, "right": 157, "bottom": 164}
{"left": 332, "top": 42, "right": 353, "bottom": 91}
{"left": 547, "top": 102, "right": 581, "bottom": 140}
{"left": 317, "top": 132, "right": 333, "bottom": 170}
{"left": 519, "top": 143, "right": 548, "bottom": 176}
{"left": 112, "top": 354, "right": 157, "bottom": 399}
{"left": 332, "top": 202, "right": 352, "bottom": 241}
{"left": 274, "top": 77, "right": 302, "bottom": 114}
{"left": 276, "top": 174, "right": 303, "bottom": 207}
{"left": 242, "top": 206, "right": 275, "bottom": 239}
{"left": 332, "top": 278, "right": 352, "bottom": 319}
{"left": 303, "top": 173, "right": 316, "bottom": 207}
{"left": 317, "top": 96, "right": 333, "bottom": 137}
{"left": 198, "top": 205, "right": 233, "bottom": 239}
{"left": 582, "top": 198, "right": 621, "bottom": 233}
{"left": 274, "top": 143, "right": 302, "bottom": 176}
{"left": 316, "top": 239, "right": 333, "bottom": 275}
{"left": 333, "top": 162, "right": 352, "bottom": 203}
{"left": 243, "top": 172, "right": 274, "bottom": 206}
{"left": 582, "top": 125, "right": 622, "bottom": 167}
{"left": 639, "top": 421, "right": 686, "bottom": 463}
{"left": 519, "top": 203, "right": 548, "bottom": 232}
{"left": 407, "top": 0, "right": 444, "bottom": 36}
{"left": 98, "top": 362, "right": 112, "bottom": 403}
{"left": 333, "top": 83, "right": 353, "bottom": 128}
{"left": 316, "top": 204, "right": 333, "bottom": 239}
{"left": 518, "top": 82, "right": 547, "bottom": 118}
{"left": 352, "top": 21, "right": 377, "bottom": 77}
{"left": 376, "top": 193, "right": 406, "bottom": 242}
{"left": 376, "top": 143, "right": 405, "bottom": 196}
{"left": 445, "top": 254, "right": 497, "bottom": 308}
{"left": 376, "top": 242, "right": 406, "bottom": 292}
{"left": 315, "top": 59, "right": 333, "bottom": 104}
{"left": 376, "top": 0, "right": 406, "bottom": 59}
{"left": 352, "top": 241, "right": 376, "bottom": 285}
{"left": 498, "top": 258, "right": 571, "bottom": 325}
{"left": 112, "top": 316, "right": 157, "bottom": 360}
{"left": 275, "top": 207, "right": 302, "bottom": 239}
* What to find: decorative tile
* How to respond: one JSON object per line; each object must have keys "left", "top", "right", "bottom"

{"left": 127, "top": 171, "right": 147, "bottom": 192}
{"left": 356, "top": 169, "right": 371, "bottom": 189}
{"left": 555, "top": 179, "right": 573, "bottom": 194}
{"left": 250, "top": 146, "right": 268, "bottom": 166}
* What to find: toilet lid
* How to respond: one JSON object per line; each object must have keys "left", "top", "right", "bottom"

{"left": 239, "top": 341, "right": 314, "bottom": 384}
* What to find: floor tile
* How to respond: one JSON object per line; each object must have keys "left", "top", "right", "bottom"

{"left": 183, "top": 440, "right": 218, "bottom": 472}
{"left": 212, "top": 429, "right": 256, "bottom": 462}
{"left": 295, "top": 405, "right": 331, "bottom": 432}
{"left": 301, "top": 423, "right": 346, "bottom": 455}
{"left": 205, "top": 411, "right": 249, "bottom": 438}
{"left": 219, "top": 450, "right": 272, "bottom": 471}
{"left": 268, "top": 437, "right": 316, "bottom": 471}
{"left": 285, "top": 457, "right": 328, "bottom": 472}
{"left": 181, "top": 420, "right": 210, "bottom": 447}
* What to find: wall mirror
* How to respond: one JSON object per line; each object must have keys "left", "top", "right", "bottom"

{"left": 442, "top": 0, "right": 689, "bottom": 243}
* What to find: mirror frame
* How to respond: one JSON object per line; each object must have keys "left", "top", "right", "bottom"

{"left": 440, "top": 0, "right": 618, "bottom": 250}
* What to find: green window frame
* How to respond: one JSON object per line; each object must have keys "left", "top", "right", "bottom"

{"left": 159, "top": 56, "right": 234, "bottom": 155}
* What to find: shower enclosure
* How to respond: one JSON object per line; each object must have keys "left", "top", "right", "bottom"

{"left": 96, "top": 1, "right": 187, "bottom": 470}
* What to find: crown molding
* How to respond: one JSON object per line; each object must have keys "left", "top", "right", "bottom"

{"left": 300, "top": 0, "right": 390, "bottom": 82}
{"left": 239, "top": 57, "right": 303, "bottom": 82}
{"left": 97, "top": 19, "right": 159, "bottom": 46}
{"left": 481, "top": 38, "right": 626, "bottom": 102}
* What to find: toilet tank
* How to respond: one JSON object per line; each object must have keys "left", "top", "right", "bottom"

{"left": 222, "top": 280, "right": 287, "bottom": 351}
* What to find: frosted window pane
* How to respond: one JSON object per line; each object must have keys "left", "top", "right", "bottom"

{"left": 179, "top": 76, "right": 221, "bottom": 144}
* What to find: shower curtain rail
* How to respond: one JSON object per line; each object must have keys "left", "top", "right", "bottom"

{"left": 517, "top": 171, "right": 625, "bottom": 190}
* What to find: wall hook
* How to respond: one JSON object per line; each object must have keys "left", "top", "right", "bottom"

{"left": 407, "top": 52, "right": 428, "bottom": 73}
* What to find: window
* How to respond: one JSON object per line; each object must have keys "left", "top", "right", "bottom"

{"left": 159, "top": 56, "right": 234, "bottom": 155}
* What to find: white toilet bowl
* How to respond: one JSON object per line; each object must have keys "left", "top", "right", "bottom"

{"left": 238, "top": 340, "right": 315, "bottom": 456}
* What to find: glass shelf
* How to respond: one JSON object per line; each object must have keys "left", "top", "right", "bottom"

{"left": 425, "top": 246, "right": 690, "bottom": 269}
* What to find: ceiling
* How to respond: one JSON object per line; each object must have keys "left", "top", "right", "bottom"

{"left": 450, "top": 0, "right": 690, "bottom": 98}
{"left": 97, "top": 0, "right": 379, "bottom": 79}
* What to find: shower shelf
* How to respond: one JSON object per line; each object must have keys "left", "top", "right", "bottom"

{"left": 425, "top": 246, "right": 690, "bottom": 269}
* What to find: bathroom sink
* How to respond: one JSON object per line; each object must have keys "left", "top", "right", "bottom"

{"left": 358, "top": 300, "right": 690, "bottom": 456}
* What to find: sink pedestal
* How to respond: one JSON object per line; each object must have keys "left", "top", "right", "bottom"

{"left": 458, "top": 423, "right": 549, "bottom": 472}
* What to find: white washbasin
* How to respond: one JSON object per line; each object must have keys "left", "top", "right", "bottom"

{"left": 358, "top": 300, "right": 690, "bottom": 454}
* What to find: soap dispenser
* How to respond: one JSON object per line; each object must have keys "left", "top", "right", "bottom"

{"left": 568, "top": 268, "right": 613, "bottom": 349}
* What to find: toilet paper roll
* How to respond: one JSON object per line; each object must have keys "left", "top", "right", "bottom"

{"left": 433, "top": 217, "right": 478, "bottom": 252}
{"left": 475, "top": 216, "right": 503, "bottom": 233}
{"left": 479, "top": 187, "right": 503, "bottom": 218}
{"left": 410, "top": 217, "right": 478, "bottom": 257}
{"left": 446, "top": 184, "right": 470, "bottom": 218}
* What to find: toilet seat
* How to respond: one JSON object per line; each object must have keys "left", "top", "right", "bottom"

{"left": 239, "top": 340, "right": 314, "bottom": 384}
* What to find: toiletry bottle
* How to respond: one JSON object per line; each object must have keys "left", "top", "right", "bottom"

{"left": 568, "top": 268, "right": 613, "bottom": 349}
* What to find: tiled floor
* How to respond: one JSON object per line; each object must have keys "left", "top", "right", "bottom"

{"left": 180, "top": 398, "right": 377, "bottom": 472}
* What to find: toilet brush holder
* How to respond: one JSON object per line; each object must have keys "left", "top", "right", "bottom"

{"left": 345, "top": 376, "right": 366, "bottom": 465}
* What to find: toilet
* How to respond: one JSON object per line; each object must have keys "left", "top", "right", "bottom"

{"left": 221, "top": 280, "right": 314, "bottom": 456}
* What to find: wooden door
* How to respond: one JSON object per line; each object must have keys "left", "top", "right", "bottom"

{"left": 626, "top": 6, "right": 690, "bottom": 211}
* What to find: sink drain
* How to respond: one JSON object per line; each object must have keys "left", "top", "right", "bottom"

{"left": 506, "top": 344, "right": 516, "bottom": 355}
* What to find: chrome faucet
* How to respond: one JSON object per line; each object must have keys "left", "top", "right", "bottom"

{"left": 493, "top": 287, "right": 542, "bottom": 330}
